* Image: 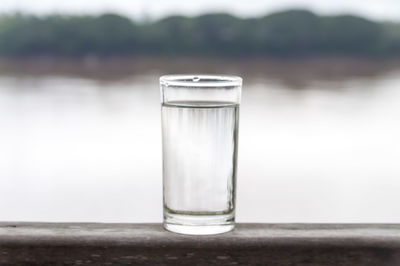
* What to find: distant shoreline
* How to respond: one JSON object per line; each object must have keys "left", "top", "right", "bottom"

{"left": 0, "top": 56, "right": 399, "bottom": 80}
{"left": 1, "top": 11, "right": 399, "bottom": 58}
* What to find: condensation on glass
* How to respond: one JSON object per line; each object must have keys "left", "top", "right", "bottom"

{"left": 160, "top": 75, "right": 242, "bottom": 235}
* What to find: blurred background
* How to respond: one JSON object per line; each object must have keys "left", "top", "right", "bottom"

{"left": 0, "top": 0, "right": 399, "bottom": 223}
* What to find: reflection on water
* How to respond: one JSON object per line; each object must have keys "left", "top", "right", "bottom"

{"left": 0, "top": 60, "right": 399, "bottom": 223}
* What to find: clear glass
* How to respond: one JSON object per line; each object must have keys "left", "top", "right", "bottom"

{"left": 160, "top": 74, "right": 242, "bottom": 235}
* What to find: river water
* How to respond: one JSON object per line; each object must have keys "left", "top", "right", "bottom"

{"left": 1, "top": 59, "right": 399, "bottom": 223}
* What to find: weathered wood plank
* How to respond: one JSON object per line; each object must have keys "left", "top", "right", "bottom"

{"left": 1, "top": 223, "right": 400, "bottom": 265}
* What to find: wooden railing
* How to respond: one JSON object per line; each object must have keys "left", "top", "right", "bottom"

{"left": 1, "top": 223, "right": 400, "bottom": 265}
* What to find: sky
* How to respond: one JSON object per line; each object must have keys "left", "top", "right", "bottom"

{"left": 1, "top": 0, "right": 400, "bottom": 22}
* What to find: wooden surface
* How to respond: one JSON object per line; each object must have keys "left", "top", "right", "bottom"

{"left": 1, "top": 223, "right": 400, "bottom": 265}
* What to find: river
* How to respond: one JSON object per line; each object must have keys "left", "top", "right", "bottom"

{"left": 1, "top": 58, "right": 399, "bottom": 223}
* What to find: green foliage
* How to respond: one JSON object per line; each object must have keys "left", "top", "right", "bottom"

{"left": 256, "top": 10, "right": 324, "bottom": 55}
{"left": 382, "top": 22, "right": 400, "bottom": 54}
{"left": 0, "top": 14, "right": 137, "bottom": 56}
{"left": 0, "top": 10, "right": 398, "bottom": 57}
{"left": 321, "top": 15, "right": 383, "bottom": 54}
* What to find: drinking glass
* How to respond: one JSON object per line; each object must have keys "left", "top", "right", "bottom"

{"left": 160, "top": 74, "right": 242, "bottom": 235}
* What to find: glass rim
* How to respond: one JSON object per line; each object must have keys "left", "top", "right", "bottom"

{"left": 160, "top": 74, "right": 242, "bottom": 88}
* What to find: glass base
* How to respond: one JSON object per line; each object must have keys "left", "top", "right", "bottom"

{"left": 163, "top": 212, "right": 235, "bottom": 235}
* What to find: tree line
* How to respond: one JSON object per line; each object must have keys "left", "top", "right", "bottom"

{"left": 0, "top": 10, "right": 399, "bottom": 57}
